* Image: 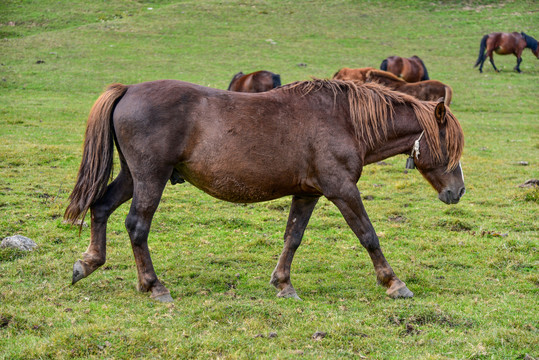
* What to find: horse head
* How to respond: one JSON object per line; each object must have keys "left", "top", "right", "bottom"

{"left": 412, "top": 102, "right": 465, "bottom": 204}
{"left": 521, "top": 32, "right": 539, "bottom": 57}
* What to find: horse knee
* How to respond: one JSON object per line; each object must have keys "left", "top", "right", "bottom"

{"left": 125, "top": 214, "right": 150, "bottom": 245}
{"left": 359, "top": 231, "right": 380, "bottom": 252}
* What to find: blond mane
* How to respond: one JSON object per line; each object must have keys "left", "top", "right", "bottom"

{"left": 368, "top": 69, "right": 406, "bottom": 83}
{"left": 282, "top": 79, "right": 463, "bottom": 171}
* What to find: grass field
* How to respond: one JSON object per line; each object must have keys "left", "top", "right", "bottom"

{"left": 1, "top": 0, "right": 538, "bottom": 359}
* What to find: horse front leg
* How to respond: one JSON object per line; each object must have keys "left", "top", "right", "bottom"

{"left": 270, "top": 195, "right": 319, "bottom": 299}
{"left": 326, "top": 182, "right": 413, "bottom": 299}
{"left": 125, "top": 176, "right": 172, "bottom": 302}
{"left": 514, "top": 56, "right": 522, "bottom": 73}
{"left": 72, "top": 169, "right": 133, "bottom": 284}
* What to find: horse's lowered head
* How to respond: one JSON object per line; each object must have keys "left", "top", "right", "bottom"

{"left": 521, "top": 32, "right": 539, "bottom": 58}
{"left": 411, "top": 102, "right": 465, "bottom": 204}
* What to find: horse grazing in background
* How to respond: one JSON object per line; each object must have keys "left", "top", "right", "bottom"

{"left": 65, "top": 79, "right": 465, "bottom": 303}
{"left": 332, "top": 67, "right": 376, "bottom": 82}
{"left": 227, "top": 70, "right": 281, "bottom": 92}
{"left": 380, "top": 55, "right": 429, "bottom": 82}
{"left": 366, "top": 69, "right": 453, "bottom": 107}
{"left": 474, "top": 32, "right": 539, "bottom": 73}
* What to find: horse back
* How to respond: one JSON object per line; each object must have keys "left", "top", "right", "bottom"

{"left": 111, "top": 80, "right": 357, "bottom": 202}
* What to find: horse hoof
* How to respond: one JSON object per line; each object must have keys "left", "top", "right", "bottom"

{"left": 277, "top": 287, "right": 302, "bottom": 300}
{"left": 72, "top": 260, "right": 86, "bottom": 285}
{"left": 386, "top": 282, "right": 413, "bottom": 299}
{"left": 152, "top": 292, "right": 174, "bottom": 303}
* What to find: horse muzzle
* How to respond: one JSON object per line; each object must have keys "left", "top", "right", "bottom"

{"left": 438, "top": 186, "right": 466, "bottom": 204}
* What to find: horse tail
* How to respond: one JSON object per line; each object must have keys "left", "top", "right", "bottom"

{"left": 64, "top": 83, "right": 128, "bottom": 226}
{"left": 418, "top": 58, "right": 429, "bottom": 80}
{"left": 272, "top": 73, "right": 282, "bottom": 88}
{"left": 474, "top": 35, "right": 488, "bottom": 67}
{"left": 227, "top": 72, "right": 244, "bottom": 90}
{"left": 444, "top": 85, "right": 453, "bottom": 107}
{"left": 380, "top": 59, "right": 388, "bottom": 71}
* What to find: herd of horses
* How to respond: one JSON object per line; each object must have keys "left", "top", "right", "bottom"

{"left": 65, "top": 31, "right": 535, "bottom": 302}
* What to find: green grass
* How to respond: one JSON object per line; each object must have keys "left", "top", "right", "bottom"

{"left": 1, "top": 0, "right": 538, "bottom": 359}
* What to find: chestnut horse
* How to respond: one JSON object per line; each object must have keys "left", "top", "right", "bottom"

{"left": 380, "top": 55, "right": 430, "bottom": 82}
{"left": 65, "top": 79, "right": 465, "bottom": 302}
{"left": 474, "top": 32, "right": 539, "bottom": 73}
{"left": 332, "top": 67, "right": 376, "bottom": 82}
{"left": 227, "top": 70, "right": 281, "bottom": 92}
{"left": 365, "top": 69, "right": 453, "bottom": 107}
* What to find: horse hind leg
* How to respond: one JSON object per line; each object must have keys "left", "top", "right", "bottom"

{"left": 487, "top": 51, "right": 499, "bottom": 72}
{"left": 478, "top": 54, "right": 486, "bottom": 73}
{"left": 125, "top": 171, "right": 173, "bottom": 302}
{"left": 72, "top": 167, "right": 134, "bottom": 284}
{"left": 270, "top": 195, "right": 319, "bottom": 300}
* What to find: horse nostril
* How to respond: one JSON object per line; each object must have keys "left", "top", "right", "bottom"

{"left": 459, "top": 187, "right": 466, "bottom": 198}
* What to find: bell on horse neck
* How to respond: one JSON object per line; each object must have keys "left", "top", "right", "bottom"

{"left": 405, "top": 156, "right": 416, "bottom": 169}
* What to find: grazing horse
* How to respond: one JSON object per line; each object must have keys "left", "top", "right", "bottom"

{"left": 227, "top": 70, "right": 281, "bottom": 92}
{"left": 65, "top": 79, "right": 465, "bottom": 302}
{"left": 474, "top": 32, "right": 539, "bottom": 73}
{"left": 380, "top": 55, "right": 430, "bottom": 82}
{"left": 365, "top": 69, "right": 453, "bottom": 107}
{"left": 332, "top": 67, "right": 376, "bottom": 82}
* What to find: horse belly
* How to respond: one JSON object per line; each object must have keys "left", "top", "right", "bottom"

{"left": 494, "top": 46, "right": 512, "bottom": 55}
{"left": 177, "top": 149, "right": 310, "bottom": 203}
{"left": 180, "top": 164, "right": 303, "bottom": 203}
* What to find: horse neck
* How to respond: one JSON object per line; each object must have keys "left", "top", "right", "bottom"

{"left": 362, "top": 105, "right": 423, "bottom": 165}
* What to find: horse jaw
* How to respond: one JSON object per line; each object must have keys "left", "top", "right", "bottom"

{"left": 438, "top": 186, "right": 465, "bottom": 204}
{"left": 418, "top": 162, "right": 465, "bottom": 205}
{"left": 437, "top": 162, "right": 465, "bottom": 204}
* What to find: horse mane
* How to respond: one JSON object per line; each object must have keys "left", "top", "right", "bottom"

{"left": 521, "top": 32, "right": 538, "bottom": 51}
{"left": 368, "top": 69, "right": 406, "bottom": 83}
{"left": 281, "top": 79, "right": 463, "bottom": 171}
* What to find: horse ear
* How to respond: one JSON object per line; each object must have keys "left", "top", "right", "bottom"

{"left": 434, "top": 101, "right": 446, "bottom": 124}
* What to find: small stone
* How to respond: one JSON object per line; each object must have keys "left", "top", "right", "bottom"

{"left": 1, "top": 235, "right": 37, "bottom": 251}
{"left": 312, "top": 331, "right": 326, "bottom": 340}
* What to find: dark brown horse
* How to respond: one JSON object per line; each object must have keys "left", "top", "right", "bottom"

{"left": 227, "top": 70, "right": 281, "bottom": 92}
{"left": 332, "top": 67, "right": 376, "bottom": 82}
{"left": 365, "top": 69, "right": 453, "bottom": 107}
{"left": 474, "top": 32, "right": 539, "bottom": 73}
{"left": 65, "top": 79, "right": 465, "bottom": 302}
{"left": 380, "top": 56, "right": 430, "bottom": 82}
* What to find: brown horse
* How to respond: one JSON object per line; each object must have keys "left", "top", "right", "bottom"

{"left": 65, "top": 79, "right": 465, "bottom": 302}
{"left": 332, "top": 67, "right": 376, "bottom": 82}
{"left": 227, "top": 70, "right": 281, "bottom": 92}
{"left": 474, "top": 32, "right": 539, "bottom": 73}
{"left": 365, "top": 69, "right": 453, "bottom": 107}
{"left": 380, "top": 56, "right": 430, "bottom": 82}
